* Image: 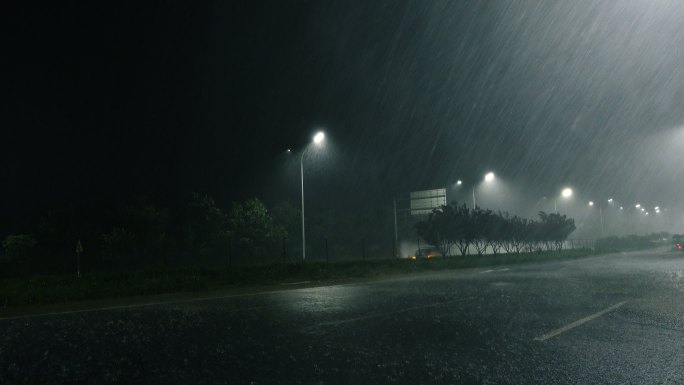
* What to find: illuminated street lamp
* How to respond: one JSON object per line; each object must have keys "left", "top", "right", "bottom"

{"left": 472, "top": 172, "right": 495, "bottom": 207}
{"left": 608, "top": 198, "right": 614, "bottom": 203}
{"left": 588, "top": 200, "right": 604, "bottom": 237}
{"left": 555, "top": 187, "right": 573, "bottom": 213}
{"left": 635, "top": 203, "right": 641, "bottom": 208}
{"left": 300, "top": 131, "right": 325, "bottom": 261}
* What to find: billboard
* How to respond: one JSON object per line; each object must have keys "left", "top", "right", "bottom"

{"left": 410, "top": 188, "right": 446, "bottom": 215}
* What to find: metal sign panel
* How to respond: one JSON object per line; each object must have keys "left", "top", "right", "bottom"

{"left": 410, "top": 188, "right": 446, "bottom": 215}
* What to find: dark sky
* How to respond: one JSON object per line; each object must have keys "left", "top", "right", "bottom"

{"left": 5, "top": 1, "right": 684, "bottom": 232}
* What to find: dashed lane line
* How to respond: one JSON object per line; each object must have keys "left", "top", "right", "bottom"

{"left": 534, "top": 301, "right": 627, "bottom": 342}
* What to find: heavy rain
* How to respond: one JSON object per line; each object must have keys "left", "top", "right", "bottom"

{"left": 3, "top": 1, "right": 684, "bottom": 384}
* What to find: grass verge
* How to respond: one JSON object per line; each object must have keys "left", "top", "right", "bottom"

{"left": 0, "top": 248, "right": 628, "bottom": 308}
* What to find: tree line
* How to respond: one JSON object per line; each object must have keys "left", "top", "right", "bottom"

{"left": 414, "top": 202, "right": 576, "bottom": 256}
{"left": 1, "top": 193, "right": 398, "bottom": 276}
{"left": 0, "top": 194, "right": 292, "bottom": 276}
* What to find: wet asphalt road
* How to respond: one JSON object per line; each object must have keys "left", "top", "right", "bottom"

{"left": 3, "top": 249, "right": 684, "bottom": 384}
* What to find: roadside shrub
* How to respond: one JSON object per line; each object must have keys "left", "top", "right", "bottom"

{"left": 595, "top": 235, "right": 655, "bottom": 251}
{"left": 101, "top": 227, "right": 136, "bottom": 260}
{"left": 1, "top": 234, "right": 37, "bottom": 263}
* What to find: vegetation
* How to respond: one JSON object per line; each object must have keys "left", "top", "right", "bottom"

{"left": 414, "top": 203, "right": 576, "bottom": 256}
{"left": 594, "top": 233, "right": 671, "bottom": 252}
{"left": 0, "top": 195, "right": 292, "bottom": 278}
{"left": 0, "top": 248, "right": 597, "bottom": 307}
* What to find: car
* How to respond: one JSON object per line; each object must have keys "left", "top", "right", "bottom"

{"left": 410, "top": 246, "right": 439, "bottom": 260}
{"left": 674, "top": 235, "right": 684, "bottom": 251}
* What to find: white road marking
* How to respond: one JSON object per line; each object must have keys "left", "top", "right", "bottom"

{"left": 534, "top": 301, "right": 627, "bottom": 342}
{"left": 480, "top": 269, "right": 495, "bottom": 274}
{"left": 497, "top": 268, "right": 510, "bottom": 272}
{"left": 280, "top": 281, "right": 312, "bottom": 286}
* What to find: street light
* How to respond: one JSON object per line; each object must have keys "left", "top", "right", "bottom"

{"left": 556, "top": 187, "right": 573, "bottom": 213}
{"left": 588, "top": 200, "right": 604, "bottom": 237}
{"left": 300, "top": 131, "right": 325, "bottom": 262}
{"left": 472, "top": 172, "right": 495, "bottom": 207}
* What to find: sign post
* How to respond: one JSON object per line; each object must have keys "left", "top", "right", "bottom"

{"left": 76, "top": 240, "right": 84, "bottom": 278}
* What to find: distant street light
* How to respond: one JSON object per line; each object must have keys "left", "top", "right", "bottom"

{"left": 556, "top": 187, "right": 573, "bottom": 213}
{"left": 588, "top": 201, "right": 604, "bottom": 237}
{"left": 635, "top": 203, "right": 641, "bottom": 208}
{"left": 608, "top": 198, "right": 614, "bottom": 203}
{"left": 300, "top": 131, "right": 325, "bottom": 262}
{"left": 472, "top": 172, "right": 496, "bottom": 207}
{"left": 456, "top": 180, "right": 462, "bottom": 186}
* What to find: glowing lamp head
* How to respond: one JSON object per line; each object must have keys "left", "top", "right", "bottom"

{"left": 456, "top": 180, "right": 463, "bottom": 186}
{"left": 484, "top": 172, "right": 495, "bottom": 182}
{"left": 561, "top": 188, "right": 573, "bottom": 198}
{"left": 608, "top": 198, "right": 614, "bottom": 203}
{"left": 313, "top": 131, "right": 325, "bottom": 144}
{"left": 635, "top": 204, "right": 641, "bottom": 208}
{"left": 588, "top": 201, "right": 594, "bottom": 206}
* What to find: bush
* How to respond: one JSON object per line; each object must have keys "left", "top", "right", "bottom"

{"left": 595, "top": 235, "right": 655, "bottom": 251}
{"left": 101, "top": 227, "right": 136, "bottom": 260}
{"left": 2, "top": 234, "right": 37, "bottom": 263}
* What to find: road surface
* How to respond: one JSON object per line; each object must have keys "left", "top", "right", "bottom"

{"left": 2, "top": 249, "right": 684, "bottom": 384}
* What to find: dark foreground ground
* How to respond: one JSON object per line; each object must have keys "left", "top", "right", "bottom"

{"left": 2, "top": 249, "right": 684, "bottom": 384}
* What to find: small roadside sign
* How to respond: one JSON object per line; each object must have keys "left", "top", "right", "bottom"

{"left": 76, "top": 240, "right": 83, "bottom": 278}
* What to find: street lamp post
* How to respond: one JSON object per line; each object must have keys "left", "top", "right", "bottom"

{"left": 556, "top": 187, "right": 573, "bottom": 213}
{"left": 589, "top": 201, "right": 605, "bottom": 238}
{"left": 472, "top": 172, "right": 495, "bottom": 208}
{"left": 300, "top": 131, "right": 325, "bottom": 262}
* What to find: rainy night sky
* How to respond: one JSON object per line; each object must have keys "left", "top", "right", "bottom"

{"left": 4, "top": 1, "right": 684, "bottom": 232}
